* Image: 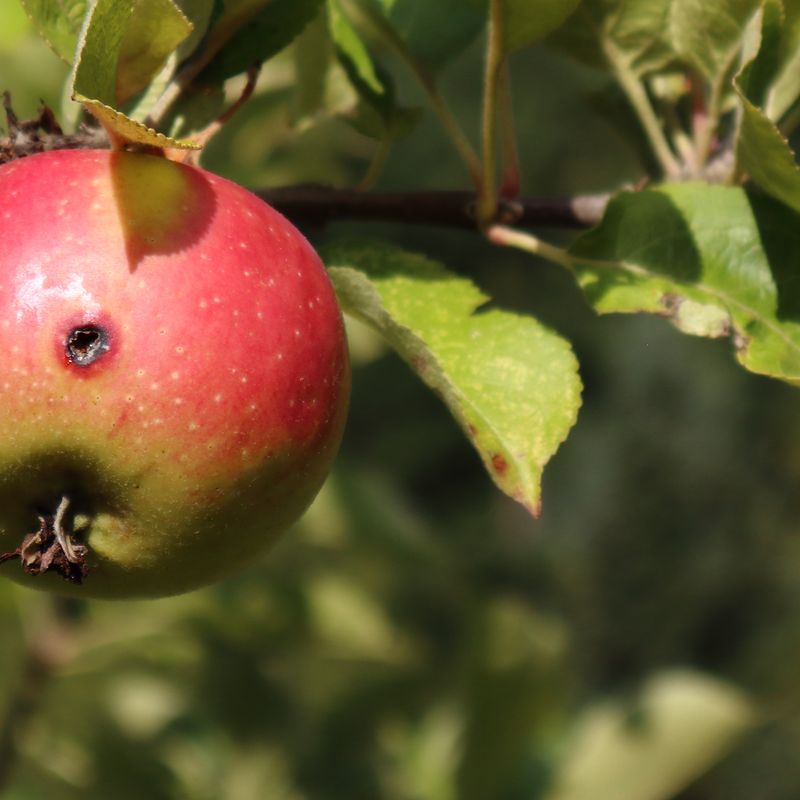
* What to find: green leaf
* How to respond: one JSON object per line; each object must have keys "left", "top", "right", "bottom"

{"left": 375, "top": 0, "right": 488, "bottom": 70}
{"left": 73, "top": 98, "right": 202, "bottom": 149}
{"left": 199, "top": 0, "right": 324, "bottom": 83}
{"left": 551, "top": 0, "right": 759, "bottom": 81}
{"left": 766, "top": 0, "right": 800, "bottom": 120}
{"left": 733, "top": 4, "right": 800, "bottom": 214}
{"left": 549, "top": 0, "right": 676, "bottom": 77}
{"left": 569, "top": 183, "right": 800, "bottom": 385}
{"left": 329, "top": 0, "right": 386, "bottom": 101}
{"left": 327, "top": 0, "right": 421, "bottom": 139}
{"left": 544, "top": 671, "right": 755, "bottom": 800}
{"left": 502, "top": 0, "right": 582, "bottom": 53}
{"left": 324, "top": 241, "right": 582, "bottom": 516}
{"left": 734, "top": 0, "right": 784, "bottom": 108}
{"left": 173, "top": 0, "right": 216, "bottom": 60}
{"left": 117, "top": 0, "right": 194, "bottom": 103}
{"left": 72, "top": 0, "right": 197, "bottom": 148}
{"left": 735, "top": 90, "right": 800, "bottom": 214}
{"left": 19, "top": 0, "right": 87, "bottom": 62}
{"left": 668, "top": 0, "right": 760, "bottom": 82}
{"left": 292, "top": 10, "right": 335, "bottom": 128}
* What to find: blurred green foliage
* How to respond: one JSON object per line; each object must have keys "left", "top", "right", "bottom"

{"left": 2, "top": 3, "right": 800, "bottom": 799}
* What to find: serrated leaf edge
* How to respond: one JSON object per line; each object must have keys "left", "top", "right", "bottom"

{"left": 73, "top": 94, "right": 201, "bottom": 149}
{"left": 329, "top": 264, "right": 581, "bottom": 514}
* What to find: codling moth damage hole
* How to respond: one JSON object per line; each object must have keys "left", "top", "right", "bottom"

{"left": 66, "top": 324, "right": 110, "bottom": 366}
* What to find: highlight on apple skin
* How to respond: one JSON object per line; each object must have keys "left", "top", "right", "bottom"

{"left": 0, "top": 148, "right": 350, "bottom": 598}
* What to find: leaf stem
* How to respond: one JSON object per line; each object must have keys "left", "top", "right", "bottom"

{"left": 341, "top": 0, "right": 483, "bottom": 187}
{"left": 603, "top": 40, "right": 683, "bottom": 179}
{"left": 695, "top": 58, "right": 736, "bottom": 173}
{"left": 498, "top": 64, "right": 521, "bottom": 199}
{"left": 485, "top": 224, "right": 575, "bottom": 269}
{"left": 476, "top": 0, "right": 505, "bottom": 224}
{"left": 169, "top": 65, "right": 261, "bottom": 163}
{"left": 356, "top": 135, "right": 392, "bottom": 191}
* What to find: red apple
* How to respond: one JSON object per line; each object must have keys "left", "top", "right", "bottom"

{"left": 0, "top": 148, "right": 349, "bottom": 598}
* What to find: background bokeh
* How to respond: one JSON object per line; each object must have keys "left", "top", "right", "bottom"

{"left": 2, "top": 3, "right": 800, "bottom": 798}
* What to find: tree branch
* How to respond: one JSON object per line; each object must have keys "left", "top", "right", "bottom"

{"left": 0, "top": 99, "right": 607, "bottom": 231}
{"left": 256, "top": 185, "right": 608, "bottom": 230}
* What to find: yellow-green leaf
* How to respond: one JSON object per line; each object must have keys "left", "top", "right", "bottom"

{"left": 75, "top": 96, "right": 201, "bottom": 149}
{"left": 20, "top": 0, "right": 87, "bottom": 62}
{"left": 324, "top": 241, "right": 582, "bottom": 515}
{"left": 72, "top": 0, "right": 196, "bottom": 148}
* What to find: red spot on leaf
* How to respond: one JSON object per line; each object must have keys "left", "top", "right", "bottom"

{"left": 491, "top": 453, "right": 508, "bottom": 475}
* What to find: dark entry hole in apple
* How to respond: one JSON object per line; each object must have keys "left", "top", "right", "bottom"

{"left": 66, "top": 325, "right": 110, "bottom": 366}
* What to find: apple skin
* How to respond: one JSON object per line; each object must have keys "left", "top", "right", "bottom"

{"left": 0, "top": 148, "right": 349, "bottom": 598}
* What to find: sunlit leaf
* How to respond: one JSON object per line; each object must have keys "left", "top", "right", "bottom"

{"left": 116, "top": 0, "right": 194, "bottom": 103}
{"left": 766, "top": 0, "right": 800, "bottom": 120}
{"left": 544, "top": 670, "right": 755, "bottom": 800}
{"left": 734, "top": 0, "right": 784, "bottom": 109}
{"left": 570, "top": 182, "right": 800, "bottom": 385}
{"left": 20, "top": 0, "right": 87, "bottom": 62}
{"left": 735, "top": 90, "right": 800, "bottom": 214}
{"left": 72, "top": 0, "right": 197, "bottom": 148}
{"left": 325, "top": 241, "right": 582, "bottom": 515}
{"left": 668, "top": 0, "right": 760, "bottom": 82}
{"left": 551, "top": 0, "right": 759, "bottom": 82}
{"left": 328, "top": 0, "right": 421, "bottom": 139}
{"left": 329, "top": 0, "right": 386, "bottom": 100}
{"left": 549, "top": 0, "right": 675, "bottom": 77}
{"left": 732, "top": 2, "right": 800, "bottom": 214}
{"left": 74, "top": 97, "right": 201, "bottom": 149}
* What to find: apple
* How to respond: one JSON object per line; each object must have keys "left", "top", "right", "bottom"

{"left": 0, "top": 148, "right": 350, "bottom": 598}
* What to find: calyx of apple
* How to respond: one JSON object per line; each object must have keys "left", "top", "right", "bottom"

{"left": 0, "top": 148, "right": 349, "bottom": 598}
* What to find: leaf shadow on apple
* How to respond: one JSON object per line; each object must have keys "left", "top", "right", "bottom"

{"left": 109, "top": 151, "right": 217, "bottom": 269}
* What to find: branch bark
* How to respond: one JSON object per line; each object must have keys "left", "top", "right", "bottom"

{"left": 257, "top": 185, "right": 608, "bottom": 230}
